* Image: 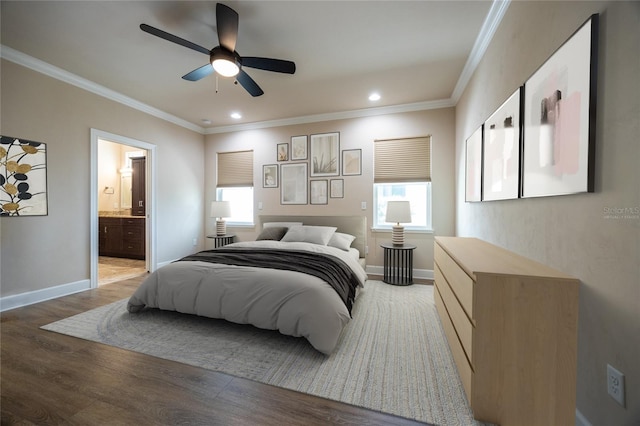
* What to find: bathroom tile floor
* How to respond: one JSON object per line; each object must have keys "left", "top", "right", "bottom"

{"left": 99, "top": 256, "right": 147, "bottom": 285}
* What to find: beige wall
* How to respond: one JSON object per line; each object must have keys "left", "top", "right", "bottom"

{"left": 205, "top": 108, "right": 456, "bottom": 272}
{"left": 455, "top": 1, "right": 639, "bottom": 424}
{"left": 0, "top": 60, "right": 205, "bottom": 298}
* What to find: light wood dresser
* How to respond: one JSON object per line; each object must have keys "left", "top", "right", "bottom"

{"left": 434, "top": 237, "right": 579, "bottom": 426}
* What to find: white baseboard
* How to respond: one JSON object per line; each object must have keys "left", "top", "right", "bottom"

{"left": 366, "top": 265, "right": 433, "bottom": 281}
{"left": 0, "top": 279, "right": 91, "bottom": 312}
{"left": 575, "top": 409, "right": 591, "bottom": 426}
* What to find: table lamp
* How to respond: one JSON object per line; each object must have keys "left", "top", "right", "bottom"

{"left": 210, "top": 201, "right": 231, "bottom": 236}
{"left": 385, "top": 201, "right": 411, "bottom": 245}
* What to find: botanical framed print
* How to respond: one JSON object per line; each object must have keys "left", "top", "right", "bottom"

{"left": 330, "top": 179, "right": 344, "bottom": 198}
{"left": 522, "top": 14, "right": 598, "bottom": 198}
{"left": 263, "top": 164, "right": 278, "bottom": 188}
{"left": 277, "top": 143, "right": 289, "bottom": 161}
{"left": 310, "top": 132, "right": 339, "bottom": 177}
{"left": 280, "top": 163, "right": 308, "bottom": 204}
{"left": 482, "top": 87, "right": 522, "bottom": 201}
{"left": 465, "top": 126, "right": 483, "bottom": 202}
{"left": 290, "top": 135, "right": 308, "bottom": 160}
{"left": 342, "top": 149, "right": 362, "bottom": 176}
{"left": 310, "top": 180, "right": 328, "bottom": 205}
{"left": 0, "top": 135, "right": 48, "bottom": 216}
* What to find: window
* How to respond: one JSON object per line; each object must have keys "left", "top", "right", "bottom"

{"left": 374, "top": 182, "right": 431, "bottom": 229}
{"left": 216, "top": 150, "right": 254, "bottom": 225}
{"left": 373, "top": 136, "right": 432, "bottom": 231}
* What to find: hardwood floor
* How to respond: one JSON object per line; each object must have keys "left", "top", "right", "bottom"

{"left": 1, "top": 277, "right": 427, "bottom": 425}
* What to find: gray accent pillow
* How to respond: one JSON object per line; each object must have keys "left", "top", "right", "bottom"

{"left": 281, "top": 225, "right": 337, "bottom": 245}
{"left": 256, "top": 227, "right": 289, "bottom": 241}
{"left": 328, "top": 232, "right": 356, "bottom": 251}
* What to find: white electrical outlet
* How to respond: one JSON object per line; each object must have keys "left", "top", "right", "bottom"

{"left": 607, "top": 364, "right": 625, "bottom": 407}
{"left": 361, "top": 201, "right": 366, "bottom": 210}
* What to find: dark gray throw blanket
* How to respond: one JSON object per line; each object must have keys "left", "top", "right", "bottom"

{"left": 179, "top": 248, "right": 359, "bottom": 314}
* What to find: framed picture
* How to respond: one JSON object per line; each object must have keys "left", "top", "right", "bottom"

{"left": 277, "top": 143, "right": 289, "bottom": 161}
{"left": 290, "top": 135, "right": 308, "bottom": 160}
{"left": 522, "top": 14, "right": 598, "bottom": 198}
{"left": 280, "top": 163, "right": 308, "bottom": 204}
{"left": 330, "top": 179, "right": 344, "bottom": 198}
{"left": 310, "top": 132, "right": 339, "bottom": 177}
{"left": 0, "top": 135, "right": 48, "bottom": 216}
{"left": 482, "top": 87, "right": 522, "bottom": 201}
{"left": 263, "top": 164, "right": 278, "bottom": 188}
{"left": 342, "top": 149, "right": 362, "bottom": 176}
{"left": 310, "top": 180, "right": 328, "bottom": 205}
{"left": 465, "top": 126, "right": 483, "bottom": 202}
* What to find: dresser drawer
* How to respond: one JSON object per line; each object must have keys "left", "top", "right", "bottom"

{"left": 122, "top": 225, "right": 144, "bottom": 240}
{"left": 435, "top": 243, "right": 474, "bottom": 320}
{"left": 435, "top": 263, "right": 474, "bottom": 365}
{"left": 435, "top": 285, "right": 473, "bottom": 401}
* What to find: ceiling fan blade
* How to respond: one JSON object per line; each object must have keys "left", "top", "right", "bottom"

{"left": 216, "top": 3, "right": 238, "bottom": 52}
{"left": 242, "top": 57, "right": 296, "bottom": 74}
{"left": 140, "top": 23, "right": 210, "bottom": 56}
{"left": 236, "top": 70, "right": 264, "bottom": 97}
{"left": 182, "top": 64, "right": 214, "bottom": 81}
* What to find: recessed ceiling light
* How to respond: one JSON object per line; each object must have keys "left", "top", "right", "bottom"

{"left": 230, "top": 112, "right": 242, "bottom": 119}
{"left": 369, "top": 92, "right": 381, "bottom": 101}
{"left": 201, "top": 119, "right": 212, "bottom": 125}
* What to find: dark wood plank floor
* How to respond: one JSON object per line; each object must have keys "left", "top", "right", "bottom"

{"left": 1, "top": 277, "right": 428, "bottom": 425}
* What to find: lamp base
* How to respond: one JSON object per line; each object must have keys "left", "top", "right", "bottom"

{"left": 391, "top": 225, "right": 405, "bottom": 245}
{"left": 216, "top": 219, "right": 227, "bottom": 236}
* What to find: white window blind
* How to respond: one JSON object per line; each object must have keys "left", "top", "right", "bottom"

{"left": 217, "top": 150, "right": 253, "bottom": 187}
{"left": 374, "top": 136, "right": 431, "bottom": 183}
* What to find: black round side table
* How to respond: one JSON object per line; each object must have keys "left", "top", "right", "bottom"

{"left": 206, "top": 234, "right": 235, "bottom": 248}
{"left": 380, "top": 243, "right": 416, "bottom": 285}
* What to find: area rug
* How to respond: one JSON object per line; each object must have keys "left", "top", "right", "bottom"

{"left": 42, "top": 281, "right": 482, "bottom": 425}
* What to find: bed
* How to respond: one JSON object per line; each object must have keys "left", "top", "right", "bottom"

{"left": 127, "top": 215, "right": 368, "bottom": 354}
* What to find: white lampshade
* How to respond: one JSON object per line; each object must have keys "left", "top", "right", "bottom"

{"left": 210, "top": 201, "right": 231, "bottom": 219}
{"left": 385, "top": 201, "right": 412, "bottom": 224}
{"left": 385, "top": 201, "right": 411, "bottom": 246}
{"left": 210, "top": 201, "right": 231, "bottom": 236}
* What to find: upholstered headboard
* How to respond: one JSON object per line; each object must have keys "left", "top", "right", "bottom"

{"left": 259, "top": 215, "right": 367, "bottom": 258}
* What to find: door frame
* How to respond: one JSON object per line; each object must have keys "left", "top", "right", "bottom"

{"left": 90, "top": 129, "right": 157, "bottom": 288}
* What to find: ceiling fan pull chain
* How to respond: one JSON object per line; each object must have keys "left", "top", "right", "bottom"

{"left": 216, "top": 75, "right": 219, "bottom": 93}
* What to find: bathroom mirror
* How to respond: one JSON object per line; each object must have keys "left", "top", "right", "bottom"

{"left": 120, "top": 174, "right": 132, "bottom": 208}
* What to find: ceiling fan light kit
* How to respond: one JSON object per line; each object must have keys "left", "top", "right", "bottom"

{"left": 211, "top": 47, "right": 240, "bottom": 77}
{"left": 140, "top": 3, "right": 295, "bottom": 97}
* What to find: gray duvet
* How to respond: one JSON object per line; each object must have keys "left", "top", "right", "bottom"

{"left": 127, "top": 240, "right": 367, "bottom": 354}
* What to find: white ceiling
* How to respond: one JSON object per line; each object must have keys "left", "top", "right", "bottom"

{"left": 1, "top": 1, "right": 506, "bottom": 133}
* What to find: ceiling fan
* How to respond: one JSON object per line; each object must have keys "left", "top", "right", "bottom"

{"left": 140, "top": 3, "right": 296, "bottom": 97}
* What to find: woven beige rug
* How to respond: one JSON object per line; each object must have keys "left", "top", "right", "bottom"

{"left": 42, "top": 281, "right": 483, "bottom": 425}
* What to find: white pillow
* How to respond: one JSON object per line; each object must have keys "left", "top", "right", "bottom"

{"left": 328, "top": 232, "right": 356, "bottom": 251}
{"left": 281, "top": 225, "right": 337, "bottom": 246}
{"left": 263, "top": 222, "right": 303, "bottom": 230}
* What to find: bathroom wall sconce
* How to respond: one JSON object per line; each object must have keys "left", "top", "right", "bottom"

{"left": 104, "top": 187, "right": 115, "bottom": 194}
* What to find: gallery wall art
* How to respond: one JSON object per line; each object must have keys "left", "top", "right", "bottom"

{"left": 522, "top": 14, "right": 598, "bottom": 197}
{"left": 0, "top": 135, "right": 48, "bottom": 216}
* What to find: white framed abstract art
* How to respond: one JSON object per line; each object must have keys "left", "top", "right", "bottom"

{"left": 522, "top": 14, "right": 598, "bottom": 197}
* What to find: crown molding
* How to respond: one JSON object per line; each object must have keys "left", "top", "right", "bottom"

{"left": 451, "top": 0, "right": 511, "bottom": 102}
{"left": 0, "top": 45, "right": 205, "bottom": 134}
{"left": 204, "top": 98, "right": 455, "bottom": 134}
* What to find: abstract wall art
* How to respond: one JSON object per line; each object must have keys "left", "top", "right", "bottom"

{"left": 522, "top": 14, "right": 598, "bottom": 197}
{"left": 0, "top": 135, "right": 48, "bottom": 216}
{"left": 482, "top": 87, "right": 522, "bottom": 201}
{"left": 465, "top": 126, "right": 483, "bottom": 202}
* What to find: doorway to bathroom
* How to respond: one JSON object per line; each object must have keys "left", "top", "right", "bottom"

{"left": 90, "top": 129, "right": 156, "bottom": 288}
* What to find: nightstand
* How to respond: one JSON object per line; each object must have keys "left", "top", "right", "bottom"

{"left": 206, "top": 234, "right": 235, "bottom": 248}
{"left": 380, "top": 243, "right": 416, "bottom": 285}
